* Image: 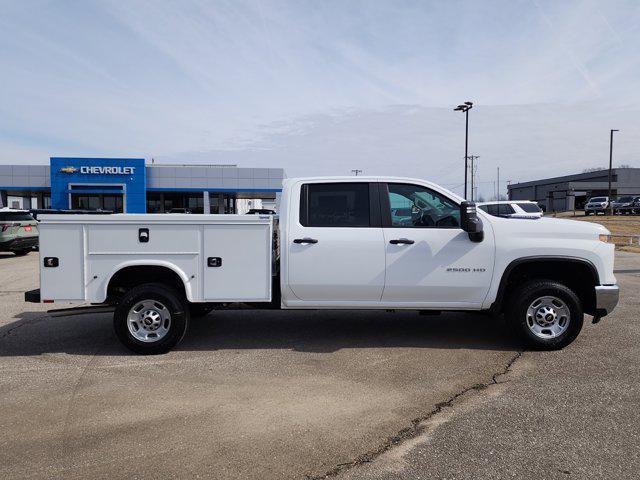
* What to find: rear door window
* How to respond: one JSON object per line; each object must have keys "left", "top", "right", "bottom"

{"left": 479, "top": 204, "right": 499, "bottom": 216}
{"left": 497, "top": 204, "right": 515, "bottom": 216}
{"left": 516, "top": 203, "right": 541, "bottom": 213}
{"left": 300, "top": 183, "right": 371, "bottom": 227}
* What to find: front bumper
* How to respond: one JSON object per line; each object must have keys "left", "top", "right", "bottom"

{"left": 595, "top": 285, "right": 619, "bottom": 316}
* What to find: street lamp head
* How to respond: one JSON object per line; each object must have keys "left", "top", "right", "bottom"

{"left": 464, "top": 101, "right": 473, "bottom": 106}
{"left": 454, "top": 105, "right": 464, "bottom": 111}
{"left": 611, "top": 129, "right": 619, "bottom": 132}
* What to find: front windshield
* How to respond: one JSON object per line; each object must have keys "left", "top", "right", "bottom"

{"left": 590, "top": 197, "right": 606, "bottom": 202}
{"left": 617, "top": 197, "right": 633, "bottom": 202}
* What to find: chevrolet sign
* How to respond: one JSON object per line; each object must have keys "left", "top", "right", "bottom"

{"left": 61, "top": 166, "right": 135, "bottom": 175}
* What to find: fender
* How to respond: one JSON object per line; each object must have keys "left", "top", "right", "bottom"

{"left": 97, "top": 259, "right": 195, "bottom": 303}
{"left": 489, "top": 256, "right": 600, "bottom": 313}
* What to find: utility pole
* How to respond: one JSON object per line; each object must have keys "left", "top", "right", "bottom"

{"left": 607, "top": 129, "right": 619, "bottom": 215}
{"left": 351, "top": 169, "right": 362, "bottom": 176}
{"left": 454, "top": 102, "right": 473, "bottom": 199}
{"left": 468, "top": 155, "right": 479, "bottom": 201}
{"left": 496, "top": 167, "right": 500, "bottom": 201}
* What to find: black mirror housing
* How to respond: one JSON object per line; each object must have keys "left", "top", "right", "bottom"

{"left": 460, "top": 201, "right": 484, "bottom": 242}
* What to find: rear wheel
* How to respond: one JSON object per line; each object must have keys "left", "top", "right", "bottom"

{"left": 13, "top": 249, "right": 31, "bottom": 256}
{"left": 507, "top": 280, "right": 583, "bottom": 350}
{"left": 114, "top": 283, "right": 189, "bottom": 354}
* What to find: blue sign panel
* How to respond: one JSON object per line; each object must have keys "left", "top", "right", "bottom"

{"left": 50, "top": 158, "right": 146, "bottom": 213}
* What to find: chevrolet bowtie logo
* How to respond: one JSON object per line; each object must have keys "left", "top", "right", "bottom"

{"left": 60, "top": 166, "right": 78, "bottom": 173}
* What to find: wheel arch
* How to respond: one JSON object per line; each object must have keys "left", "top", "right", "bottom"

{"left": 491, "top": 256, "right": 600, "bottom": 315}
{"left": 102, "top": 261, "right": 194, "bottom": 303}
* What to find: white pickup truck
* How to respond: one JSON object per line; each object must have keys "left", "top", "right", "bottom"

{"left": 26, "top": 177, "right": 619, "bottom": 354}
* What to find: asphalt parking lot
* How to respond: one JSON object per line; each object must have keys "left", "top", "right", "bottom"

{"left": 0, "top": 252, "right": 638, "bottom": 479}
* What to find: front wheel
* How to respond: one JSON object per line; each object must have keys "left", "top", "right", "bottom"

{"left": 507, "top": 280, "right": 583, "bottom": 350}
{"left": 114, "top": 283, "right": 189, "bottom": 354}
{"left": 13, "top": 249, "right": 31, "bottom": 256}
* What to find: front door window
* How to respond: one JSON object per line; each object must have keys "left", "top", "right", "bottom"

{"left": 386, "top": 183, "right": 460, "bottom": 228}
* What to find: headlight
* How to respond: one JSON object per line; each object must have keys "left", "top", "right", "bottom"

{"left": 599, "top": 234, "right": 611, "bottom": 243}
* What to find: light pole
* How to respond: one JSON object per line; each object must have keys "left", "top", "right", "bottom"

{"left": 351, "top": 169, "right": 362, "bottom": 176}
{"left": 454, "top": 101, "right": 473, "bottom": 199}
{"left": 468, "top": 155, "right": 479, "bottom": 201}
{"left": 607, "top": 129, "right": 619, "bottom": 215}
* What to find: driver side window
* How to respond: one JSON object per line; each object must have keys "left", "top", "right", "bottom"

{"left": 386, "top": 183, "right": 460, "bottom": 228}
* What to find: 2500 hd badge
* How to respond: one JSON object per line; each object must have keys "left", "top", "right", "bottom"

{"left": 446, "top": 267, "right": 487, "bottom": 273}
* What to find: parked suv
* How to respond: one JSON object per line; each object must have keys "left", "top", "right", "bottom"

{"left": 477, "top": 201, "right": 543, "bottom": 219}
{"left": 610, "top": 196, "right": 638, "bottom": 214}
{"left": 0, "top": 208, "right": 38, "bottom": 255}
{"left": 584, "top": 197, "right": 609, "bottom": 215}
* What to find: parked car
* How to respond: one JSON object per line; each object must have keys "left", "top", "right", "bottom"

{"left": 246, "top": 208, "right": 276, "bottom": 215}
{"left": 167, "top": 208, "right": 192, "bottom": 214}
{"left": 632, "top": 197, "right": 640, "bottom": 214}
{"left": 0, "top": 208, "right": 38, "bottom": 255}
{"left": 477, "top": 201, "right": 543, "bottom": 219}
{"left": 584, "top": 197, "right": 609, "bottom": 215}
{"left": 610, "top": 196, "right": 638, "bottom": 214}
{"left": 28, "top": 176, "right": 618, "bottom": 354}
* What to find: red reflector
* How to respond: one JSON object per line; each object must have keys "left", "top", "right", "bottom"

{"left": 24, "top": 226, "right": 32, "bottom": 231}
{"left": 43, "top": 299, "right": 54, "bottom": 303}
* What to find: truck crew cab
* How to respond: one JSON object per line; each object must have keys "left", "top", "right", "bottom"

{"left": 26, "top": 177, "right": 619, "bottom": 354}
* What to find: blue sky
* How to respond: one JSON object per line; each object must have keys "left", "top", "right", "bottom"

{"left": 1, "top": 0, "right": 638, "bottom": 197}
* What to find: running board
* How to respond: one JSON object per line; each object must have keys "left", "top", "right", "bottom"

{"left": 47, "top": 305, "right": 115, "bottom": 317}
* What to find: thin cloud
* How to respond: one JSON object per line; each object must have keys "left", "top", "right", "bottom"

{"left": 0, "top": 0, "right": 637, "bottom": 195}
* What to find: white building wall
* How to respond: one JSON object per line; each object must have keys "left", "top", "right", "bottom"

{"left": 236, "top": 198, "right": 262, "bottom": 214}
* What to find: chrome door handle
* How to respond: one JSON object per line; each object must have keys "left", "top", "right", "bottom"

{"left": 293, "top": 237, "right": 318, "bottom": 244}
{"left": 389, "top": 238, "right": 414, "bottom": 245}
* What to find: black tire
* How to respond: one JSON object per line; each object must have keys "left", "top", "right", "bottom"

{"left": 13, "top": 249, "right": 31, "bottom": 256}
{"left": 506, "top": 279, "right": 583, "bottom": 350}
{"left": 584, "top": 211, "right": 590, "bottom": 216}
{"left": 189, "top": 304, "right": 214, "bottom": 318}
{"left": 114, "top": 283, "right": 189, "bottom": 355}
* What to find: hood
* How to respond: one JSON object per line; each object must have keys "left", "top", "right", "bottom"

{"left": 485, "top": 214, "right": 609, "bottom": 239}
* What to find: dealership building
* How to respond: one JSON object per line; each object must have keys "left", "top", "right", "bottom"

{"left": 0, "top": 157, "right": 284, "bottom": 213}
{"left": 508, "top": 167, "right": 640, "bottom": 212}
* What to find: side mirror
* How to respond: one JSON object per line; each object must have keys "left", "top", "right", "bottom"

{"left": 460, "top": 201, "right": 484, "bottom": 242}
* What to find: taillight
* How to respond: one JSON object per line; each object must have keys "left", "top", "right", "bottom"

{"left": 1, "top": 222, "right": 20, "bottom": 231}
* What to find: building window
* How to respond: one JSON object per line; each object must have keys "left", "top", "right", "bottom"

{"left": 146, "top": 192, "right": 163, "bottom": 213}
{"left": 162, "top": 192, "right": 184, "bottom": 212}
{"left": 209, "top": 192, "right": 237, "bottom": 214}
{"left": 185, "top": 192, "right": 204, "bottom": 214}
{"left": 71, "top": 194, "right": 123, "bottom": 213}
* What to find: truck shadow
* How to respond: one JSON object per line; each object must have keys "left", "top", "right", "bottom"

{"left": 0, "top": 309, "right": 518, "bottom": 356}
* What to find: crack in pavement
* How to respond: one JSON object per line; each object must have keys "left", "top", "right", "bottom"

{"left": 306, "top": 350, "right": 524, "bottom": 480}
{"left": 0, "top": 313, "right": 51, "bottom": 340}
